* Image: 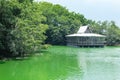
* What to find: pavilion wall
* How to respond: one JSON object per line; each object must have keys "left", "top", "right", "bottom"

{"left": 66, "top": 36, "right": 105, "bottom": 47}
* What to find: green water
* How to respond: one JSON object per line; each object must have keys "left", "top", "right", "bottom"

{"left": 0, "top": 46, "right": 120, "bottom": 80}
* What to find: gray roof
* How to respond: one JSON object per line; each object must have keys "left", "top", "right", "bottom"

{"left": 77, "top": 26, "right": 88, "bottom": 33}
{"left": 66, "top": 25, "right": 105, "bottom": 37}
{"left": 66, "top": 33, "right": 105, "bottom": 37}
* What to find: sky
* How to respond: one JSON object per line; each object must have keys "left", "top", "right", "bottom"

{"left": 35, "top": 0, "right": 120, "bottom": 27}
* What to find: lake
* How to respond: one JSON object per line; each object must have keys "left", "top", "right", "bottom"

{"left": 0, "top": 46, "right": 120, "bottom": 80}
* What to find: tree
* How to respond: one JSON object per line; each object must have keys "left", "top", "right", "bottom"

{"left": 0, "top": 0, "right": 17, "bottom": 56}
{"left": 39, "top": 2, "right": 86, "bottom": 45}
{"left": 89, "top": 20, "right": 120, "bottom": 46}
{"left": 0, "top": 0, "right": 48, "bottom": 57}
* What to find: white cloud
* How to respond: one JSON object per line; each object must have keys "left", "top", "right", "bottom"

{"left": 35, "top": 0, "right": 120, "bottom": 7}
{"left": 34, "top": 0, "right": 120, "bottom": 27}
{"left": 84, "top": 0, "right": 120, "bottom": 6}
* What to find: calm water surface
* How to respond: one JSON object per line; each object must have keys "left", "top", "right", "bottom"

{"left": 0, "top": 46, "right": 120, "bottom": 80}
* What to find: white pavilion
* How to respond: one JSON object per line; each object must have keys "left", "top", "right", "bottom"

{"left": 66, "top": 26, "right": 106, "bottom": 47}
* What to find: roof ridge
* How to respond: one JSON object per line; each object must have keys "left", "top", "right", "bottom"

{"left": 77, "top": 26, "right": 89, "bottom": 34}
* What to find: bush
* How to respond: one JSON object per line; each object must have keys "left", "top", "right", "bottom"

{"left": 41, "top": 44, "right": 52, "bottom": 49}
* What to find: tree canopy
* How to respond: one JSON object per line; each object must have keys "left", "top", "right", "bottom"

{"left": 39, "top": 2, "right": 120, "bottom": 46}
{"left": 39, "top": 2, "right": 87, "bottom": 45}
{"left": 0, "top": 0, "right": 48, "bottom": 57}
{"left": 0, "top": 0, "right": 120, "bottom": 57}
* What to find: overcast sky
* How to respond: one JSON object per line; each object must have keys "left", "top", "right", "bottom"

{"left": 35, "top": 0, "right": 120, "bottom": 27}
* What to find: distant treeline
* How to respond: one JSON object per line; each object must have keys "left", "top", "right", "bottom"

{"left": 0, "top": 0, "right": 120, "bottom": 57}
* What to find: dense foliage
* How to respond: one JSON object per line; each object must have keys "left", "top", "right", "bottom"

{"left": 39, "top": 2, "right": 120, "bottom": 46}
{"left": 0, "top": 0, "right": 120, "bottom": 57}
{"left": 39, "top": 2, "right": 87, "bottom": 45}
{"left": 38, "top": 2, "right": 120, "bottom": 46}
{"left": 89, "top": 20, "right": 120, "bottom": 45}
{"left": 0, "top": 0, "right": 48, "bottom": 57}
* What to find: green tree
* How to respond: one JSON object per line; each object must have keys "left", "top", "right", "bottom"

{"left": 39, "top": 2, "right": 87, "bottom": 45}
{"left": 0, "top": 0, "right": 48, "bottom": 57}
{"left": 0, "top": 0, "right": 17, "bottom": 56}
{"left": 89, "top": 20, "right": 120, "bottom": 46}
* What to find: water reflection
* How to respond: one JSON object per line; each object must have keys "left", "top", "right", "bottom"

{"left": 0, "top": 46, "right": 82, "bottom": 80}
{"left": 0, "top": 46, "right": 120, "bottom": 80}
{"left": 78, "top": 47, "right": 120, "bottom": 80}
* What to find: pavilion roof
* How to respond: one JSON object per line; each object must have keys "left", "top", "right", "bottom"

{"left": 66, "top": 33, "right": 105, "bottom": 37}
{"left": 66, "top": 25, "right": 105, "bottom": 37}
{"left": 77, "top": 26, "right": 89, "bottom": 33}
